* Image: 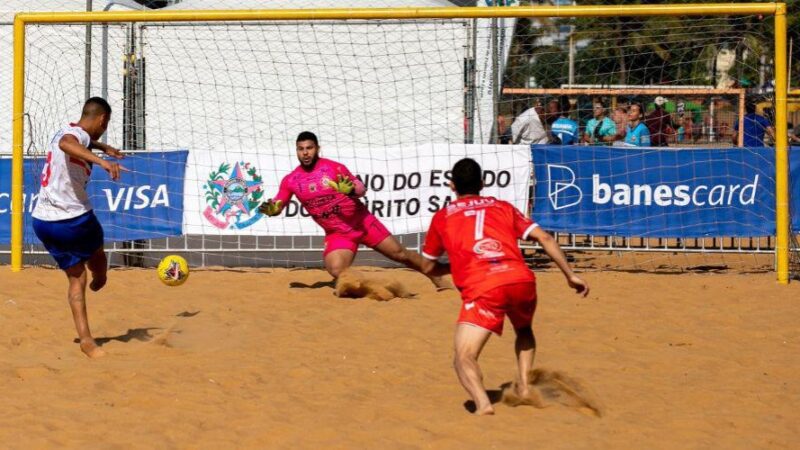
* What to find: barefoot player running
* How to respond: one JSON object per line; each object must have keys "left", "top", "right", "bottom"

{"left": 260, "top": 131, "right": 447, "bottom": 288}
{"left": 420, "top": 158, "right": 589, "bottom": 415}
{"left": 31, "top": 97, "right": 126, "bottom": 358}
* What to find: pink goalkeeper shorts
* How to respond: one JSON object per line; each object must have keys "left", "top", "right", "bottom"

{"left": 323, "top": 213, "right": 391, "bottom": 257}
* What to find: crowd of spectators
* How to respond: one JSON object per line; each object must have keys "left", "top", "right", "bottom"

{"left": 501, "top": 94, "right": 783, "bottom": 148}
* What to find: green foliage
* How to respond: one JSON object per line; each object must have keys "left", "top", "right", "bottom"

{"left": 246, "top": 166, "right": 264, "bottom": 211}
{"left": 203, "top": 162, "right": 230, "bottom": 210}
{"left": 504, "top": 0, "right": 799, "bottom": 90}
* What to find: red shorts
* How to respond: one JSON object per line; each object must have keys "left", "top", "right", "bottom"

{"left": 323, "top": 213, "right": 392, "bottom": 257}
{"left": 458, "top": 281, "right": 537, "bottom": 335}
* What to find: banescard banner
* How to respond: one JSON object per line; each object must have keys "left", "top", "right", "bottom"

{"left": 184, "top": 144, "right": 531, "bottom": 235}
{"left": 531, "top": 145, "right": 800, "bottom": 238}
{"left": 0, "top": 150, "right": 187, "bottom": 244}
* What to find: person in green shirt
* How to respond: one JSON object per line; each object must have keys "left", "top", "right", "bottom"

{"left": 582, "top": 101, "right": 617, "bottom": 145}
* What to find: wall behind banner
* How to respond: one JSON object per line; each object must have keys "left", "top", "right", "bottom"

{"left": 532, "top": 145, "right": 800, "bottom": 237}
{"left": 0, "top": 150, "right": 187, "bottom": 244}
{"left": 184, "top": 144, "right": 531, "bottom": 236}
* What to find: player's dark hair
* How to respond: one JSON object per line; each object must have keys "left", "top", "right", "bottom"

{"left": 451, "top": 158, "right": 482, "bottom": 196}
{"left": 82, "top": 97, "right": 111, "bottom": 117}
{"left": 559, "top": 95, "right": 571, "bottom": 116}
{"left": 296, "top": 131, "right": 319, "bottom": 146}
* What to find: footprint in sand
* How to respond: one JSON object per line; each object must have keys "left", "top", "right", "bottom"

{"left": 334, "top": 269, "right": 416, "bottom": 301}
{"left": 149, "top": 324, "right": 179, "bottom": 347}
{"left": 14, "top": 364, "right": 60, "bottom": 380}
{"left": 501, "top": 368, "right": 603, "bottom": 417}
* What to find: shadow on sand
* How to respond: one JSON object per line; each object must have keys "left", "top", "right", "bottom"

{"left": 289, "top": 280, "right": 336, "bottom": 290}
{"left": 74, "top": 327, "right": 162, "bottom": 346}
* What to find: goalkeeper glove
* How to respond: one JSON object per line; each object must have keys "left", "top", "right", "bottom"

{"left": 259, "top": 199, "right": 283, "bottom": 217}
{"left": 325, "top": 174, "right": 355, "bottom": 196}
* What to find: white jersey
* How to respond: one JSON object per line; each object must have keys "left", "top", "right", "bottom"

{"left": 31, "top": 124, "right": 94, "bottom": 221}
{"left": 511, "top": 107, "right": 549, "bottom": 145}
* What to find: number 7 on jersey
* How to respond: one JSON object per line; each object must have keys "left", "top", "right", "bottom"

{"left": 464, "top": 209, "right": 486, "bottom": 240}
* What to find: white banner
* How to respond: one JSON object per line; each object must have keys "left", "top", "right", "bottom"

{"left": 184, "top": 144, "right": 531, "bottom": 236}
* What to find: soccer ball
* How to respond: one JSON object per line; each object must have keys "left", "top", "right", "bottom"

{"left": 157, "top": 255, "right": 190, "bottom": 286}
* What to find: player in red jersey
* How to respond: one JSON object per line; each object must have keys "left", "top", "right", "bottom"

{"left": 420, "top": 158, "right": 589, "bottom": 415}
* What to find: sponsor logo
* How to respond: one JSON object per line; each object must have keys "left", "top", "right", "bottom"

{"left": 464, "top": 302, "right": 475, "bottom": 311}
{"left": 547, "top": 164, "right": 760, "bottom": 210}
{"left": 203, "top": 161, "right": 264, "bottom": 229}
{"left": 102, "top": 185, "right": 170, "bottom": 211}
{"left": 547, "top": 164, "right": 583, "bottom": 210}
{"left": 592, "top": 174, "right": 759, "bottom": 207}
{"left": 472, "top": 238, "right": 505, "bottom": 259}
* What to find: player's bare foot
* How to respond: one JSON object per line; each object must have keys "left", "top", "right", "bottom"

{"left": 504, "top": 382, "right": 546, "bottom": 408}
{"left": 515, "top": 383, "right": 532, "bottom": 399}
{"left": 79, "top": 339, "right": 106, "bottom": 358}
{"left": 89, "top": 274, "right": 107, "bottom": 292}
{"left": 474, "top": 404, "right": 495, "bottom": 415}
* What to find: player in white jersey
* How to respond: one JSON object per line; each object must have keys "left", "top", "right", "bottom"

{"left": 31, "top": 97, "right": 126, "bottom": 358}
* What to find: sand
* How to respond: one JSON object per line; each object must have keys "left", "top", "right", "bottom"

{"left": 1, "top": 265, "right": 799, "bottom": 449}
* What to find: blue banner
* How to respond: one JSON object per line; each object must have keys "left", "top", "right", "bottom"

{"left": 0, "top": 150, "right": 187, "bottom": 244}
{"left": 532, "top": 145, "right": 793, "bottom": 237}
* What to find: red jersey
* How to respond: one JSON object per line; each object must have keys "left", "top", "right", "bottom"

{"left": 422, "top": 196, "right": 538, "bottom": 301}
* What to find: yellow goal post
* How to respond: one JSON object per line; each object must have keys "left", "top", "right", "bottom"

{"left": 9, "top": 3, "right": 791, "bottom": 283}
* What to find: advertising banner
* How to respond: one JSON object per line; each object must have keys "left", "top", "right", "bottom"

{"left": 185, "top": 144, "right": 531, "bottom": 236}
{"left": 0, "top": 150, "right": 187, "bottom": 244}
{"left": 532, "top": 145, "right": 784, "bottom": 237}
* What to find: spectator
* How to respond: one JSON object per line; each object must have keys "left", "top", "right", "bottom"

{"left": 510, "top": 103, "right": 549, "bottom": 145}
{"left": 624, "top": 103, "right": 651, "bottom": 146}
{"left": 732, "top": 99, "right": 775, "bottom": 147}
{"left": 788, "top": 123, "right": 800, "bottom": 144}
{"left": 544, "top": 98, "right": 561, "bottom": 127}
{"left": 497, "top": 114, "right": 512, "bottom": 144}
{"left": 684, "top": 97, "right": 705, "bottom": 142}
{"left": 645, "top": 96, "right": 675, "bottom": 147}
{"left": 583, "top": 101, "right": 617, "bottom": 145}
{"left": 611, "top": 105, "right": 629, "bottom": 142}
{"left": 550, "top": 96, "right": 579, "bottom": 145}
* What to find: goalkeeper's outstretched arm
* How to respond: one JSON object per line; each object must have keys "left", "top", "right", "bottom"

{"left": 260, "top": 176, "right": 292, "bottom": 217}
{"left": 259, "top": 199, "right": 284, "bottom": 217}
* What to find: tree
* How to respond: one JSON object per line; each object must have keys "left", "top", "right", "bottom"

{"left": 503, "top": 0, "right": 799, "bottom": 89}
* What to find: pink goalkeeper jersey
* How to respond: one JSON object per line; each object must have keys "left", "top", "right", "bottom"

{"left": 274, "top": 158, "right": 368, "bottom": 235}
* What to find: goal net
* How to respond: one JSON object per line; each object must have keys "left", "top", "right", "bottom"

{"left": 4, "top": 3, "right": 794, "bottom": 280}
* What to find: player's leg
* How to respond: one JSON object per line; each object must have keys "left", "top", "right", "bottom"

{"left": 514, "top": 325, "right": 536, "bottom": 397}
{"left": 360, "top": 214, "right": 423, "bottom": 269}
{"left": 323, "top": 233, "right": 359, "bottom": 279}
{"left": 372, "top": 234, "right": 421, "bottom": 267}
{"left": 454, "top": 323, "right": 494, "bottom": 415}
{"left": 371, "top": 235, "right": 451, "bottom": 290}
{"left": 506, "top": 281, "right": 538, "bottom": 397}
{"left": 64, "top": 263, "right": 105, "bottom": 358}
{"left": 324, "top": 249, "right": 356, "bottom": 279}
{"left": 87, "top": 247, "right": 108, "bottom": 292}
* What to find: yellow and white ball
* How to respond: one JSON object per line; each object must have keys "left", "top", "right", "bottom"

{"left": 157, "top": 255, "right": 190, "bottom": 286}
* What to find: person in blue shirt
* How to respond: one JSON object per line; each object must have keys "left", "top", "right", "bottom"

{"left": 733, "top": 99, "right": 775, "bottom": 147}
{"left": 624, "top": 103, "right": 651, "bottom": 146}
{"left": 550, "top": 96, "right": 579, "bottom": 145}
{"left": 583, "top": 101, "right": 617, "bottom": 145}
